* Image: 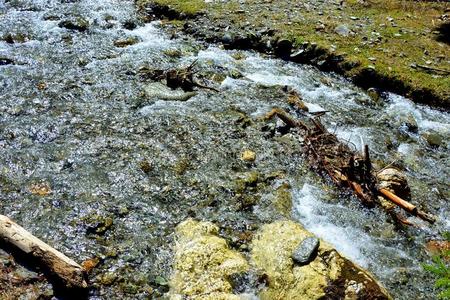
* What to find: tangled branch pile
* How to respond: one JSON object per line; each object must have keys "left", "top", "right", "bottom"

{"left": 265, "top": 91, "right": 435, "bottom": 226}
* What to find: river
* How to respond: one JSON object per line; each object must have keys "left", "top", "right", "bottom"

{"left": 0, "top": 0, "right": 449, "bottom": 299}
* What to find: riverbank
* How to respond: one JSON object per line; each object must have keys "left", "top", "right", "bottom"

{"left": 136, "top": 0, "right": 450, "bottom": 108}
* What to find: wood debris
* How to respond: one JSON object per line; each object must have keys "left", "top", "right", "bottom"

{"left": 264, "top": 91, "right": 436, "bottom": 225}
{"left": 0, "top": 215, "right": 87, "bottom": 289}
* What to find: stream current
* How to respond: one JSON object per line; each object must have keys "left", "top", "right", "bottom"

{"left": 0, "top": 0, "right": 449, "bottom": 299}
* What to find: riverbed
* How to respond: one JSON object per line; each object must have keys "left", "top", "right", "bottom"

{"left": 0, "top": 0, "right": 449, "bottom": 299}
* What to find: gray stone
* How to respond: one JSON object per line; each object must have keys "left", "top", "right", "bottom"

{"left": 222, "top": 33, "right": 233, "bottom": 45}
{"left": 335, "top": 24, "right": 351, "bottom": 36}
{"left": 292, "top": 237, "right": 320, "bottom": 265}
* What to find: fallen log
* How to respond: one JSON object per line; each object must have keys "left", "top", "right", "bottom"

{"left": 0, "top": 215, "right": 87, "bottom": 289}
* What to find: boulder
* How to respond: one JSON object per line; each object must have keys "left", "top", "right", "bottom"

{"left": 169, "top": 219, "right": 249, "bottom": 300}
{"left": 251, "top": 221, "right": 392, "bottom": 300}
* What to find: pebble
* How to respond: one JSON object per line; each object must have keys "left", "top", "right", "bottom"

{"left": 241, "top": 150, "right": 256, "bottom": 162}
{"left": 292, "top": 237, "right": 320, "bottom": 265}
{"left": 335, "top": 24, "right": 351, "bottom": 36}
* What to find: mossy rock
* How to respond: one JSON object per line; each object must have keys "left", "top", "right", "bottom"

{"left": 273, "top": 182, "right": 293, "bottom": 216}
{"left": 251, "top": 221, "right": 392, "bottom": 299}
{"left": 169, "top": 219, "right": 249, "bottom": 299}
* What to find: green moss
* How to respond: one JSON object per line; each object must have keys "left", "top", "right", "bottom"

{"left": 173, "top": 157, "right": 191, "bottom": 175}
{"left": 82, "top": 214, "right": 114, "bottom": 235}
{"left": 154, "top": 0, "right": 206, "bottom": 15}
{"left": 235, "top": 171, "right": 260, "bottom": 193}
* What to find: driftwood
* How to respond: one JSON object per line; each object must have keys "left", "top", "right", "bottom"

{"left": 0, "top": 215, "right": 87, "bottom": 289}
{"left": 264, "top": 95, "right": 436, "bottom": 225}
{"left": 379, "top": 189, "right": 435, "bottom": 223}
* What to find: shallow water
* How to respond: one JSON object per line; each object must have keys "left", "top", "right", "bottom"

{"left": 0, "top": 0, "right": 449, "bottom": 299}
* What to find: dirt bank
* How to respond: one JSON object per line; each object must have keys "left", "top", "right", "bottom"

{"left": 137, "top": 0, "right": 450, "bottom": 109}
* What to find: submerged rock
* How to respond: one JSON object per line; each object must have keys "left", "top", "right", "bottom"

{"left": 58, "top": 17, "right": 89, "bottom": 32}
{"left": 241, "top": 150, "right": 256, "bottom": 162}
{"left": 251, "top": 221, "right": 392, "bottom": 299}
{"left": 169, "top": 219, "right": 249, "bottom": 299}
{"left": 143, "top": 82, "right": 197, "bottom": 102}
{"left": 0, "top": 57, "right": 14, "bottom": 65}
{"left": 113, "top": 36, "right": 140, "bottom": 47}
{"left": 273, "top": 182, "right": 293, "bottom": 217}
{"left": 422, "top": 131, "right": 443, "bottom": 148}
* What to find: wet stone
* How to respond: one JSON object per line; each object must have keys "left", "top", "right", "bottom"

{"left": 275, "top": 39, "right": 292, "bottom": 59}
{"left": 58, "top": 17, "right": 89, "bottom": 32}
{"left": 114, "top": 37, "right": 140, "bottom": 48}
{"left": 422, "top": 131, "right": 443, "bottom": 148}
{"left": 399, "top": 113, "right": 418, "bottom": 133}
{"left": 292, "top": 236, "right": 320, "bottom": 265}
{"left": 123, "top": 20, "right": 138, "bottom": 30}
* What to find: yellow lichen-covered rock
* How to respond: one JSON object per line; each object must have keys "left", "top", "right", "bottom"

{"left": 241, "top": 150, "right": 256, "bottom": 162}
{"left": 251, "top": 221, "right": 392, "bottom": 300}
{"left": 169, "top": 219, "right": 249, "bottom": 300}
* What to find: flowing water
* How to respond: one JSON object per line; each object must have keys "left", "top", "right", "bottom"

{"left": 0, "top": 0, "right": 449, "bottom": 299}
